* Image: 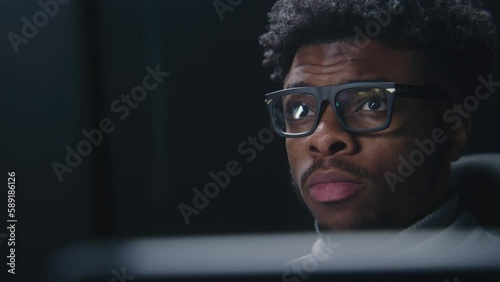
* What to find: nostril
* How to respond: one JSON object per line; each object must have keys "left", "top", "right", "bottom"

{"left": 309, "top": 145, "right": 320, "bottom": 153}
{"left": 329, "top": 142, "right": 346, "bottom": 154}
{"left": 308, "top": 141, "right": 348, "bottom": 155}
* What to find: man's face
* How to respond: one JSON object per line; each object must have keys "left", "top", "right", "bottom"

{"left": 285, "top": 40, "right": 456, "bottom": 231}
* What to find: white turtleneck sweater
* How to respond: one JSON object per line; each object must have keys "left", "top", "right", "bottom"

{"left": 285, "top": 194, "right": 500, "bottom": 274}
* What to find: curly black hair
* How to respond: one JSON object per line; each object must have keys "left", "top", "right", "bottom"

{"left": 259, "top": 0, "right": 496, "bottom": 97}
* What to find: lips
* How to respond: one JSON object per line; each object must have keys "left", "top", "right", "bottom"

{"left": 306, "top": 171, "right": 363, "bottom": 203}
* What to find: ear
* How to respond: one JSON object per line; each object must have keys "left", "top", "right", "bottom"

{"left": 444, "top": 117, "right": 471, "bottom": 162}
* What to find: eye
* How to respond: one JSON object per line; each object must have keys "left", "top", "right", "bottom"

{"left": 286, "top": 103, "right": 315, "bottom": 120}
{"left": 360, "top": 98, "right": 388, "bottom": 111}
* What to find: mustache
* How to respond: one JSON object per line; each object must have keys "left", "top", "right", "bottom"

{"left": 299, "top": 158, "right": 377, "bottom": 188}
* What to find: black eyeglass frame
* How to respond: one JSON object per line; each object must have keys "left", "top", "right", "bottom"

{"left": 264, "top": 82, "right": 448, "bottom": 138}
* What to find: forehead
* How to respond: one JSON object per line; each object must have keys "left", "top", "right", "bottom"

{"left": 284, "top": 40, "right": 421, "bottom": 88}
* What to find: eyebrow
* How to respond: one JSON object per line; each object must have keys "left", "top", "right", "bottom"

{"left": 285, "top": 81, "right": 311, "bottom": 88}
{"left": 285, "top": 77, "right": 392, "bottom": 89}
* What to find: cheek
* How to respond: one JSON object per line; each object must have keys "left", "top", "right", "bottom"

{"left": 360, "top": 116, "right": 439, "bottom": 183}
{"left": 368, "top": 107, "right": 439, "bottom": 163}
{"left": 357, "top": 138, "right": 399, "bottom": 176}
{"left": 285, "top": 139, "right": 310, "bottom": 182}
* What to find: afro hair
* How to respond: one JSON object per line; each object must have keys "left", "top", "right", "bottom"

{"left": 259, "top": 0, "right": 497, "bottom": 96}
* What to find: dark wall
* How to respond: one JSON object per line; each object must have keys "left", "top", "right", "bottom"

{"left": 1, "top": 0, "right": 500, "bottom": 281}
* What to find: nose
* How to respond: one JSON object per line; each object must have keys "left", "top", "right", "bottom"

{"left": 306, "top": 104, "right": 359, "bottom": 157}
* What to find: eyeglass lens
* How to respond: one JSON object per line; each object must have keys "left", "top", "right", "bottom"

{"left": 272, "top": 87, "right": 390, "bottom": 134}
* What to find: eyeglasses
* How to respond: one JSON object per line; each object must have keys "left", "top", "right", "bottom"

{"left": 264, "top": 82, "right": 447, "bottom": 138}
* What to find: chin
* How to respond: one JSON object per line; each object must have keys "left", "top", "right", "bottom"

{"left": 313, "top": 209, "right": 391, "bottom": 232}
{"left": 316, "top": 218, "right": 365, "bottom": 232}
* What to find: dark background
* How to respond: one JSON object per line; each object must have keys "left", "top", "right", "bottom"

{"left": 1, "top": 0, "right": 500, "bottom": 281}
